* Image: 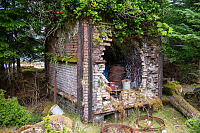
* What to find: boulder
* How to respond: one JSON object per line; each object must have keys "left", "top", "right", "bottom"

{"left": 18, "top": 115, "right": 73, "bottom": 133}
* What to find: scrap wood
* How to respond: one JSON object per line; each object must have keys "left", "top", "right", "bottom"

{"left": 48, "top": 86, "right": 77, "bottom": 107}
{"left": 102, "top": 91, "right": 111, "bottom": 100}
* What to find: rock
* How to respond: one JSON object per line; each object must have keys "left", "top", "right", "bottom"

{"left": 18, "top": 115, "right": 73, "bottom": 133}
{"left": 93, "top": 115, "right": 105, "bottom": 123}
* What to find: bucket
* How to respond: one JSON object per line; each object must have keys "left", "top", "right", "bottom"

{"left": 108, "top": 82, "right": 116, "bottom": 91}
{"left": 122, "top": 79, "right": 131, "bottom": 90}
{"left": 49, "top": 104, "right": 64, "bottom": 115}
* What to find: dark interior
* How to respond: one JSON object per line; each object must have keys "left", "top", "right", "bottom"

{"left": 102, "top": 39, "right": 143, "bottom": 89}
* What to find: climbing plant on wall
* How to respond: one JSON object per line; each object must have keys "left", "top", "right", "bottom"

{"left": 30, "top": 0, "right": 171, "bottom": 43}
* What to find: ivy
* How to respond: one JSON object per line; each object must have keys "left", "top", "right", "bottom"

{"left": 30, "top": 0, "right": 171, "bottom": 42}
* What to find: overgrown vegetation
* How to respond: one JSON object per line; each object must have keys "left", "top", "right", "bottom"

{"left": 0, "top": 89, "right": 31, "bottom": 128}
{"left": 163, "top": 81, "right": 183, "bottom": 95}
{"left": 0, "top": 0, "right": 199, "bottom": 132}
{"left": 162, "top": 0, "right": 200, "bottom": 83}
{"left": 186, "top": 115, "right": 200, "bottom": 133}
{"left": 30, "top": 0, "right": 171, "bottom": 42}
{"left": 0, "top": 0, "right": 43, "bottom": 69}
{"left": 41, "top": 115, "right": 69, "bottom": 133}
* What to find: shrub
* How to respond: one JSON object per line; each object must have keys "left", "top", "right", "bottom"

{"left": 0, "top": 89, "right": 31, "bottom": 127}
{"left": 186, "top": 115, "right": 200, "bottom": 133}
{"left": 41, "top": 115, "right": 70, "bottom": 133}
{"left": 29, "top": 113, "right": 42, "bottom": 125}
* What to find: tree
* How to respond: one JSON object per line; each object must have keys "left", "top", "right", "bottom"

{"left": 0, "top": 0, "right": 43, "bottom": 72}
{"left": 162, "top": 0, "right": 200, "bottom": 82}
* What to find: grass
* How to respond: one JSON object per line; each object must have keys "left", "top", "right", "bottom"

{"left": 184, "top": 84, "right": 200, "bottom": 89}
{"left": 62, "top": 105, "right": 188, "bottom": 133}
{"left": 0, "top": 104, "right": 189, "bottom": 133}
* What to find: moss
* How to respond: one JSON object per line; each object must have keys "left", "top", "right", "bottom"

{"left": 149, "top": 97, "right": 163, "bottom": 112}
{"left": 57, "top": 55, "right": 77, "bottom": 63}
{"left": 163, "top": 81, "right": 182, "bottom": 96}
{"left": 161, "top": 96, "right": 170, "bottom": 105}
{"left": 172, "top": 94, "right": 200, "bottom": 118}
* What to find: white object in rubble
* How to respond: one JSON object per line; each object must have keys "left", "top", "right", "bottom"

{"left": 142, "top": 89, "right": 155, "bottom": 99}
{"left": 162, "top": 130, "right": 167, "bottom": 133}
{"left": 103, "top": 101, "right": 111, "bottom": 106}
{"left": 122, "top": 79, "right": 131, "bottom": 90}
{"left": 50, "top": 104, "right": 64, "bottom": 115}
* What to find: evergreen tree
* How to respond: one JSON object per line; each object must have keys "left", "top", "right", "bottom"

{"left": 0, "top": 0, "right": 43, "bottom": 71}
{"left": 162, "top": 0, "right": 200, "bottom": 82}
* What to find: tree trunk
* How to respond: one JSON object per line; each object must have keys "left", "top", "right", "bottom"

{"left": 168, "top": 94, "right": 200, "bottom": 118}
{"left": 13, "top": 58, "right": 15, "bottom": 76}
{"left": 0, "top": 62, "right": 5, "bottom": 71}
{"left": 199, "top": 60, "right": 200, "bottom": 75}
{"left": 17, "top": 58, "right": 21, "bottom": 73}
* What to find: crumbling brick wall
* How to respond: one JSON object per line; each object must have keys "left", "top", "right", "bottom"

{"left": 48, "top": 23, "right": 79, "bottom": 111}
{"left": 47, "top": 21, "right": 162, "bottom": 122}
{"left": 140, "top": 43, "right": 160, "bottom": 96}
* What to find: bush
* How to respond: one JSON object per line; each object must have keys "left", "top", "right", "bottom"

{"left": 186, "top": 115, "right": 200, "bottom": 133}
{"left": 0, "top": 89, "right": 31, "bottom": 127}
{"left": 29, "top": 113, "right": 42, "bottom": 125}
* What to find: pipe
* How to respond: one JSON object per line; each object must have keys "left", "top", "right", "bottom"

{"left": 88, "top": 20, "right": 93, "bottom": 122}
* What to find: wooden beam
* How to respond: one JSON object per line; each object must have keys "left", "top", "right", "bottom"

{"left": 77, "top": 19, "right": 84, "bottom": 120}
{"left": 158, "top": 37, "right": 163, "bottom": 97}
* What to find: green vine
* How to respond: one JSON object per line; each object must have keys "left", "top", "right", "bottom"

{"left": 46, "top": 52, "right": 73, "bottom": 66}
{"left": 31, "top": 0, "right": 172, "bottom": 43}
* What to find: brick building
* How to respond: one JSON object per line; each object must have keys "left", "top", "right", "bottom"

{"left": 47, "top": 20, "right": 163, "bottom": 122}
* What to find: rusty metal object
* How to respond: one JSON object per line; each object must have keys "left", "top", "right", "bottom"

{"left": 135, "top": 115, "right": 165, "bottom": 131}
{"left": 101, "top": 124, "right": 135, "bottom": 133}
{"left": 109, "top": 65, "right": 125, "bottom": 86}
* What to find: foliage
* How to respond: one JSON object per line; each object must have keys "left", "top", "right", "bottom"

{"left": 178, "top": 63, "right": 199, "bottom": 83}
{"left": 162, "top": 4, "right": 200, "bottom": 62}
{"left": 162, "top": 0, "right": 200, "bottom": 83}
{"left": 30, "top": 0, "right": 171, "bottom": 42}
{"left": 41, "top": 115, "right": 70, "bottom": 133}
{"left": 47, "top": 52, "right": 73, "bottom": 66}
{"left": 0, "top": 89, "right": 31, "bottom": 127}
{"left": 29, "top": 113, "right": 42, "bottom": 125}
{"left": 186, "top": 115, "right": 200, "bottom": 133}
{"left": 0, "top": 0, "right": 27, "bottom": 59}
{"left": 149, "top": 97, "right": 163, "bottom": 111}
{"left": 163, "top": 81, "right": 183, "bottom": 95}
{"left": 0, "top": 0, "right": 44, "bottom": 66}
